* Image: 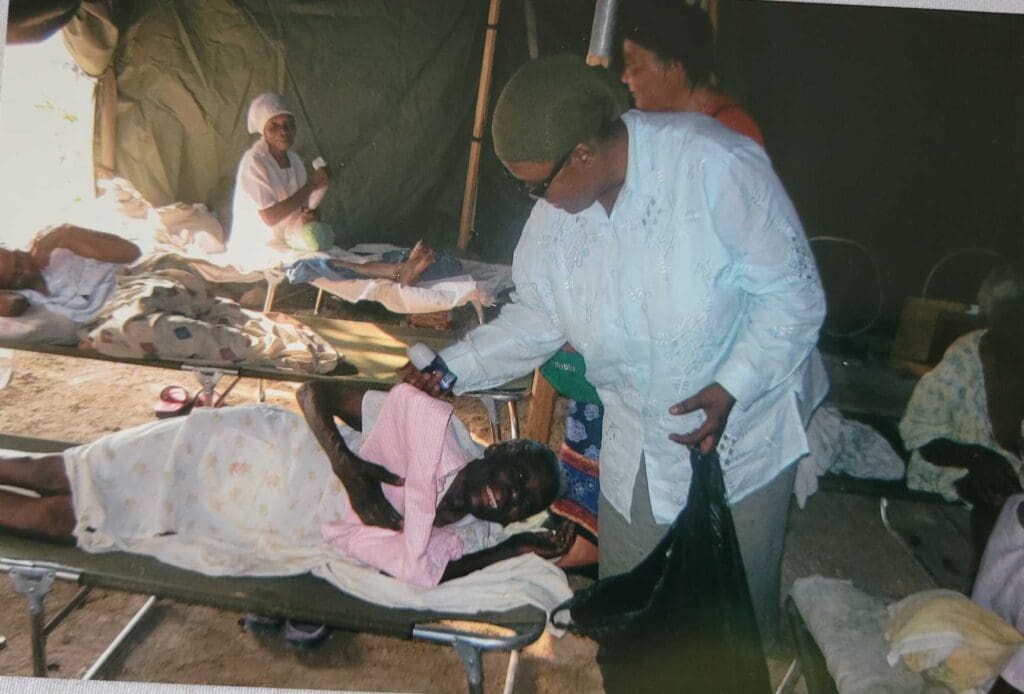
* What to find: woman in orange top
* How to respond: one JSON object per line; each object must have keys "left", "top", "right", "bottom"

{"left": 617, "top": 0, "right": 765, "bottom": 145}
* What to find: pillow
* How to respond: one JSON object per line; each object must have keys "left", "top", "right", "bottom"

{"left": 791, "top": 576, "right": 924, "bottom": 694}
{"left": 886, "top": 589, "right": 1024, "bottom": 693}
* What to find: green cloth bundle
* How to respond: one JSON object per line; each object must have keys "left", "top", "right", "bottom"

{"left": 286, "top": 221, "right": 335, "bottom": 251}
{"left": 540, "top": 348, "right": 601, "bottom": 405}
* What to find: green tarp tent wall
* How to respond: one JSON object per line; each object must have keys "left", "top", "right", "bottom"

{"left": 50, "top": 0, "right": 1022, "bottom": 326}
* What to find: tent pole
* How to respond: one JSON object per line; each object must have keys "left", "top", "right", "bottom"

{"left": 524, "top": 0, "right": 539, "bottom": 60}
{"left": 96, "top": 67, "right": 118, "bottom": 181}
{"left": 456, "top": 0, "right": 502, "bottom": 252}
{"left": 586, "top": 0, "right": 618, "bottom": 67}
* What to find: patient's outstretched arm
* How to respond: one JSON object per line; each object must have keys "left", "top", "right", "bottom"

{"left": 30, "top": 224, "right": 141, "bottom": 266}
{"left": 297, "top": 381, "right": 405, "bottom": 531}
{"left": 441, "top": 519, "right": 575, "bottom": 582}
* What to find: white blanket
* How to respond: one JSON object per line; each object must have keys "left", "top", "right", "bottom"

{"left": 151, "top": 241, "right": 513, "bottom": 321}
{"left": 23, "top": 398, "right": 570, "bottom": 618}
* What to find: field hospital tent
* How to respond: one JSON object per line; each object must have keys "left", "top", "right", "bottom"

{"left": 7, "top": 0, "right": 1022, "bottom": 309}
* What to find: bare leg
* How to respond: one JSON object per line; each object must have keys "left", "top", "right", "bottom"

{"left": 0, "top": 490, "right": 75, "bottom": 544}
{"left": 0, "top": 454, "right": 70, "bottom": 496}
{"left": 396, "top": 242, "right": 435, "bottom": 285}
{"left": 329, "top": 241, "right": 437, "bottom": 286}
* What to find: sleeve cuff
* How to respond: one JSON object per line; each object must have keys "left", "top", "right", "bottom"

{"left": 439, "top": 344, "right": 476, "bottom": 395}
{"left": 714, "top": 359, "right": 766, "bottom": 409}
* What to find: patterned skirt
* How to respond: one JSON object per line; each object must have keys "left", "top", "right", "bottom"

{"left": 550, "top": 399, "right": 603, "bottom": 544}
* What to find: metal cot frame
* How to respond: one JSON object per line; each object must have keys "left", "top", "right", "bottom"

{"left": 0, "top": 434, "right": 545, "bottom": 693}
{"left": 0, "top": 317, "right": 539, "bottom": 691}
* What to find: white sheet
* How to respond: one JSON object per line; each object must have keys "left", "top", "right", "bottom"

{"left": 1, "top": 401, "right": 570, "bottom": 620}
{"left": 0, "top": 304, "right": 79, "bottom": 344}
{"left": 150, "top": 240, "right": 513, "bottom": 321}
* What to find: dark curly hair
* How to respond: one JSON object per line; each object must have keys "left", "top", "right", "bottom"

{"left": 489, "top": 439, "right": 565, "bottom": 500}
{"left": 617, "top": 0, "right": 715, "bottom": 87}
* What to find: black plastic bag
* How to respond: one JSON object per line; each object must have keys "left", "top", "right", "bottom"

{"left": 552, "top": 450, "right": 771, "bottom": 693}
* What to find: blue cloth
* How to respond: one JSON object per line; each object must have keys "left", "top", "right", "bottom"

{"left": 440, "top": 110, "right": 826, "bottom": 524}
{"left": 285, "top": 249, "right": 463, "bottom": 285}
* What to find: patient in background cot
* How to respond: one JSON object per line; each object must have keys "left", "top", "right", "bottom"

{"left": 0, "top": 224, "right": 141, "bottom": 319}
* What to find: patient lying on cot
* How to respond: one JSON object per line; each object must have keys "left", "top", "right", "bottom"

{"left": 0, "top": 224, "right": 141, "bottom": 319}
{"left": 0, "top": 383, "right": 574, "bottom": 587}
{"left": 285, "top": 241, "right": 464, "bottom": 287}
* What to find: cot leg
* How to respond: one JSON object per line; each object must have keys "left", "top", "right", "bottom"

{"left": 313, "top": 288, "right": 326, "bottom": 315}
{"left": 182, "top": 366, "right": 238, "bottom": 408}
{"left": 9, "top": 566, "right": 56, "bottom": 677}
{"left": 83, "top": 595, "right": 159, "bottom": 680}
{"left": 44, "top": 586, "right": 92, "bottom": 636}
{"left": 452, "top": 638, "right": 484, "bottom": 694}
{"left": 506, "top": 401, "right": 519, "bottom": 440}
{"left": 479, "top": 396, "right": 501, "bottom": 443}
{"left": 502, "top": 649, "right": 520, "bottom": 694}
{"left": 262, "top": 281, "right": 278, "bottom": 313}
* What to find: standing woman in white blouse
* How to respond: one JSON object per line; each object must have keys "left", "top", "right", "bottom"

{"left": 396, "top": 55, "right": 826, "bottom": 646}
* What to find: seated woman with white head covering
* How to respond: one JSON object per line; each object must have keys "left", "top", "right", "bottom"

{"left": 229, "top": 92, "right": 331, "bottom": 270}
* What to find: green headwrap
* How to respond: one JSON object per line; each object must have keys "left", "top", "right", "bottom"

{"left": 492, "top": 54, "right": 631, "bottom": 163}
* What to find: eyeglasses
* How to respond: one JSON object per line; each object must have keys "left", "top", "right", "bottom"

{"left": 505, "top": 150, "right": 572, "bottom": 199}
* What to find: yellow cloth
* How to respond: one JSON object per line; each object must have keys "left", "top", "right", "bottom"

{"left": 885, "top": 589, "right": 1024, "bottom": 693}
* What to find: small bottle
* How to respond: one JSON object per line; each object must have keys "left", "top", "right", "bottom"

{"left": 307, "top": 157, "right": 328, "bottom": 210}
{"left": 407, "top": 343, "right": 457, "bottom": 394}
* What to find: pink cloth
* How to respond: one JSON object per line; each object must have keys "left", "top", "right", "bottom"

{"left": 972, "top": 494, "right": 1024, "bottom": 688}
{"left": 320, "top": 384, "right": 473, "bottom": 587}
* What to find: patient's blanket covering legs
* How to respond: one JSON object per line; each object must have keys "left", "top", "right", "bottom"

{"left": 78, "top": 262, "right": 337, "bottom": 373}
{"left": 61, "top": 392, "right": 573, "bottom": 613}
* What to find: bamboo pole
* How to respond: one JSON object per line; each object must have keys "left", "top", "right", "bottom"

{"left": 96, "top": 67, "right": 117, "bottom": 180}
{"left": 456, "top": 0, "right": 502, "bottom": 252}
{"left": 524, "top": 0, "right": 538, "bottom": 60}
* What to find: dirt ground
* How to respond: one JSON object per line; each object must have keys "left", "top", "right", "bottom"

{"left": 0, "top": 311, "right": 934, "bottom": 692}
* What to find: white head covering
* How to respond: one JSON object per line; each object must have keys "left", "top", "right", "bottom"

{"left": 246, "top": 92, "right": 293, "bottom": 135}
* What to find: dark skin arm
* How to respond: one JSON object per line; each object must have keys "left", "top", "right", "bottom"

{"left": 668, "top": 382, "right": 737, "bottom": 455}
{"left": 441, "top": 518, "right": 576, "bottom": 582}
{"left": 0, "top": 292, "right": 29, "bottom": 317}
{"left": 398, "top": 362, "right": 448, "bottom": 397}
{"left": 919, "top": 439, "right": 1023, "bottom": 508}
{"left": 30, "top": 224, "right": 141, "bottom": 266}
{"left": 296, "top": 381, "right": 405, "bottom": 530}
{"left": 258, "top": 167, "right": 330, "bottom": 228}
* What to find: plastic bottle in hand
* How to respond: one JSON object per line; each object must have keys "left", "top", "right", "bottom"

{"left": 407, "top": 343, "right": 457, "bottom": 394}
{"left": 307, "top": 157, "right": 328, "bottom": 210}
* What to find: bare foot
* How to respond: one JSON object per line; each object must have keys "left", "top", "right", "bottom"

{"left": 396, "top": 242, "right": 436, "bottom": 285}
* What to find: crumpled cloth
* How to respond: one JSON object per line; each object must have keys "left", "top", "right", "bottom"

{"left": 794, "top": 404, "right": 905, "bottom": 508}
{"left": 885, "top": 589, "right": 1024, "bottom": 693}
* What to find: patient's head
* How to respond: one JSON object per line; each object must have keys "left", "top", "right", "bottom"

{"left": 978, "top": 263, "right": 1024, "bottom": 342}
{"left": 458, "top": 439, "right": 562, "bottom": 525}
{"left": 0, "top": 247, "right": 42, "bottom": 291}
